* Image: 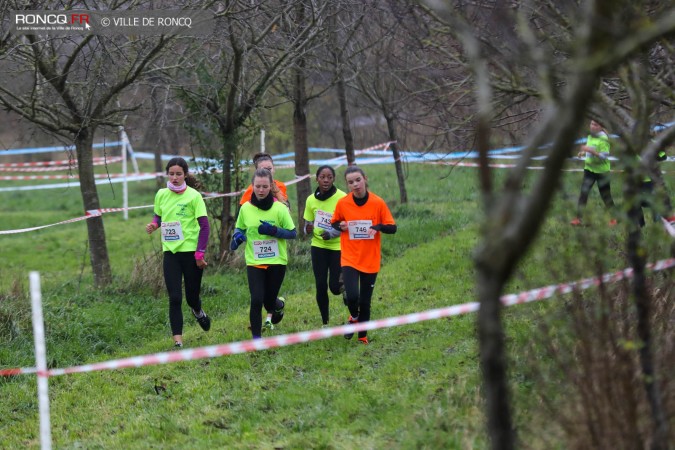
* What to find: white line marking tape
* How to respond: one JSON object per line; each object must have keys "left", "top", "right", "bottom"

{"left": 3, "top": 258, "right": 672, "bottom": 378}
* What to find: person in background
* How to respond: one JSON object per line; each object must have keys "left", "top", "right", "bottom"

{"left": 653, "top": 148, "right": 675, "bottom": 224}
{"left": 331, "top": 166, "right": 396, "bottom": 345}
{"left": 230, "top": 168, "right": 297, "bottom": 339}
{"left": 633, "top": 148, "right": 675, "bottom": 227}
{"left": 240, "top": 153, "right": 288, "bottom": 206}
{"left": 303, "top": 165, "right": 347, "bottom": 327}
{"left": 146, "top": 157, "right": 211, "bottom": 348}
{"left": 570, "top": 119, "right": 616, "bottom": 226}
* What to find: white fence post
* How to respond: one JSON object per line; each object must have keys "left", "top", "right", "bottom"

{"left": 119, "top": 127, "right": 129, "bottom": 221}
{"left": 30, "top": 271, "right": 52, "bottom": 450}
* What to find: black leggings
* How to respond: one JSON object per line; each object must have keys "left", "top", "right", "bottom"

{"left": 246, "top": 265, "right": 286, "bottom": 337}
{"left": 163, "top": 251, "right": 203, "bottom": 336}
{"left": 577, "top": 169, "right": 614, "bottom": 217}
{"left": 342, "top": 266, "right": 378, "bottom": 338}
{"left": 629, "top": 181, "right": 656, "bottom": 228}
{"left": 311, "top": 246, "right": 342, "bottom": 324}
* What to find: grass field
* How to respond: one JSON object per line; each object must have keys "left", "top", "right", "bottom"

{"left": 0, "top": 157, "right": 673, "bottom": 448}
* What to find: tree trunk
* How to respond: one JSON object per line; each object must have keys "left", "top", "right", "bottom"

{"left": 294, "top": 60, "right": 311, "bottom": 230}
{"left": 384, "top": 114, "right": 407, "bottom": 204}
{"left": 625, "top": 176, "right": 670, "bottom": 450}
{"left": 337, "top": 76, "right": 355, "bottom": 165}
{"left": 219, "top": 132, "right": 236, "bottom": 259}
{"left": 75, "top": 130, "right": 112, "bottom": 287}
{"left": 476, "top": 269, "right": 514, "bottom": 449}
{"left": 154, "top": 147, "right": 164, "bottom": 189}
{"left": 474, "top": 112, "right": 514, "bottom": 449}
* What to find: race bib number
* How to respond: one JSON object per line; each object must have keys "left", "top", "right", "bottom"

{"left": 161, "top": 221, "right": 184, "bottom": 242}
{"left": 253, "top": 239, "right": 279, "bottom": 260}
{"left": 314, "top": 210, "right": 333, "bottom": 231}
{"left": 347, "top": 220, "right": 374, "bottom": 240}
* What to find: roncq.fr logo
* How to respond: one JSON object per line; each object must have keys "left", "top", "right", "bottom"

{"left": 15, "top": 13, "right": 91, "bottom": 27}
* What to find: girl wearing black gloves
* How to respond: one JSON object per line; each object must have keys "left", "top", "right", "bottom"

{"left": 230, "top": 169, "right": 296, "bottom": 339}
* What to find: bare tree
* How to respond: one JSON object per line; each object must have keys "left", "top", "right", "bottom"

{"left": 176, "top": 0, "right": 328, "bottom": 257}
{"left": 416, "top": 1, "right": 675, "bottom": 448}
{"left": 347, "top": 3, "right": 414, "bottom": 203}
{"left": 0, "top": 1, "right": 196, "bottom": 286}
{"left": 592, "top": 42, "right": 675, "bottom": 447}
{"left": 325, "top": 3, "right": 368, "bottom": 165}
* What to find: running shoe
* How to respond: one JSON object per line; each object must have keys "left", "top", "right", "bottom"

{"left": 344, "top": 315, "right": 358, "bottom": 340}
{"left": 192, "top": 309, "right": 211, "bottom": 331}
{"left": 174, "top": 341, "right": 183, "bottom": 348}
{"left": 271, "top": 297, "right": 285, "bottom": 324}
{"left": 570, "top": 217, "right": 582, "bottom": 226}
{"left": 263, "top": 319, "right": 274, "bottom": 331}
{"left": 608, "top": 219, "right": 617, "bottom": 227}
{"left": 358, "top": 336, "right": 369, "bottom": 345}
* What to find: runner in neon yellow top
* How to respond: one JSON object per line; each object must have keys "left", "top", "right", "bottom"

{"left": 236, "top": 198, "right": 295, "bottom": 265}
{"left": 231, "top": 168, "right": 297, "bottom": 339}
{"left": 145, "top": 157, "right": 211, "bottom": 348}
{"left": 302, "top": 165, "right": 347, "bottom": 326}
{"left": 570, "top": 119, "right": 616, "bottom": 226}
{"left": 153, "top": 184, "right": 206, "bottom": 253}
{"left": 583, "top": 130, "right": 611, "bottom": 173}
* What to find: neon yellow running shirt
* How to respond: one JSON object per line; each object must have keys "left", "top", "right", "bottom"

{"left": 236, "top": 200, "right": 295, "bottom": 265}
{"left": 153, "top": 186, "right": 207, "bottom": 253}
{"left": 584, "top": 131, "right": 611, "bottom": 174}
{"left": 303, "top": 188, "right": 346, "bottom": 251}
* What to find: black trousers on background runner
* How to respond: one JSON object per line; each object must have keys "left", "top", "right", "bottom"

{"left": 577, "top": 169, "right": 614, "bottom": 217}
{"left": 628, "top": 180, "right": 656, "bottom": 228}
{"left": 163, "top": 251, "right": 203, "bottom": 336}
{"left": 342, "top": 266, "right": 378, "bottom": 339}
{"left": 311, "top": 246, "right": 342, "bottom": 325}
{"left": 246, "top": 265, "right": 286, "bottom": 337}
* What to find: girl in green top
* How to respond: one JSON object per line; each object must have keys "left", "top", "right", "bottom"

{"left": 303, "top": 165, "right": 347, "bottom": 326}
{"left": 145, "top": 157, "right": 211, "bottom": 348}
{"left": 230, "top": 169, "right": 297, "bottom": 339}
{"left": 570, "top": 119, "right": 616, "bottom": 226}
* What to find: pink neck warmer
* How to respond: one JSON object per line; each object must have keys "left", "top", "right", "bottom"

{"left": 167, "top": 181, "right": 187, "bottom": 194}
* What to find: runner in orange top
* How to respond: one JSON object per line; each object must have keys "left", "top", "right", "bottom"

{"left": 239, "top": 153, "right": 288, "bottom": 205}
{"left": 331, "top": 165, "right": 396, "bottom": 344}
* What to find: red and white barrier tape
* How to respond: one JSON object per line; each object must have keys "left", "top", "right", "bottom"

{"left": 3, "top": 257, "right": 672, "bottom": 378}
{"left": 0, "top": 174, "right": 311, "bottom": 235}
{"left": 0, "top": 172, "right": 163, "bottom": 181}
{"left": 0, "top": 156, "right": 120, "bottom": 169}
{"left": 434, "top": 160, "right": 586, "bottom": 172}
{"left": 434, "top": 159, "right": 675, "bottom": 174}
{"left": 0, "top": 157, "right": 123, "bottom": 172}
{"left": 0, "top": 215, "right": 92, "bottom": 235}
{"left": 265, "top": 142, "right": 395, "bottom": 169}
{"left": 662, "top": 217, "right": 675, "bottom": 238}
{"left": 358, "top": 141, "right": 395, "bottom": 153}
